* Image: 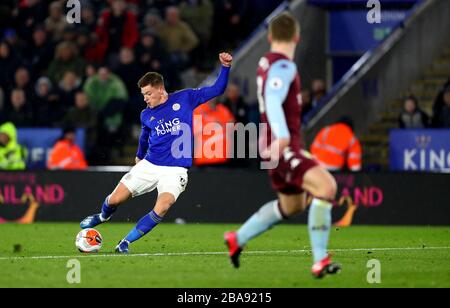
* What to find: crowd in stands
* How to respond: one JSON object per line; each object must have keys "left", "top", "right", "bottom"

{"left": 399, "top": 78, "right": 450, "bottom": 129}
{"left": 1, "top": 0, "right": 448, "bottom": 172}
{"left": 0, "top": 0, "right": 283, "bottom": 167}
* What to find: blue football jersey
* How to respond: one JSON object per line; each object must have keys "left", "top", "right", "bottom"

{"left": 136, "top": 66, "right": 230, "bottom": 168}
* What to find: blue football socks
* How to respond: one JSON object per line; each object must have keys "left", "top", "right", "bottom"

{"left": 100, "top": 197, "right": 117, "bottom": 221}
{"left": 125, "top": 211, "right": 163, "bottom": 243}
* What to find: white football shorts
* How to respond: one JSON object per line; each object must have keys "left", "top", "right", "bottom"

{"left": 120, "top": 159, "right": 188, "bottom": 201}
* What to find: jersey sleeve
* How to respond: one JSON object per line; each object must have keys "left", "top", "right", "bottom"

{"left": 189, "top": 66, "right": 231, "bottom": 109}
{"left": 264, "top": 60, "right": 297, "bottom": 139}
{"left": 136, "top": 112, "right": 151, "bottom": 160}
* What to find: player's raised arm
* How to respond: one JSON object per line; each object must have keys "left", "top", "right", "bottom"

{"left": 190, "top": 53, "right": 233, "bottom": 107}
{"left": 136, "top": 114, "right": 151, "bottom": 164}
{"left": 262, "top": 60, "right": 297, "bottom": 160}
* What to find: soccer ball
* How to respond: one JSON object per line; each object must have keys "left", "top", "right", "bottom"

{"left": 76, "top": 229, "right": 103, "bottom": 253}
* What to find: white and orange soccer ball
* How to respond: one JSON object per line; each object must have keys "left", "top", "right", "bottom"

{"left": 75, "top": 229, "right": 103, "bottom": 253}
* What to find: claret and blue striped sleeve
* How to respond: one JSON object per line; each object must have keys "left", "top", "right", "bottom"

{"left": 264, "top": 60, "right": 297, "bottom": 139}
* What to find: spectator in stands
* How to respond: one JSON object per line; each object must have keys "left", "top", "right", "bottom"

{"left": 142, "top": 0, "right": 179, "bottom": 16}
{"left": 47, "top": 127, "right": 88, "bottom": 170}
{"left": 311, "top": 117, "right": 362, "bottom": 172}
{"left": 76, "top": 27, "right": 103, "bottom": 64}
{"left": 77, "top": 5, "right": 97, "bottom": 33}
{"left": 301, "top": 88, "right": 313, "bottom": 121}
{"left": 179, "top": 0, "right": 213, "bottom": 44}
{"left": 435, "top": 86, "right": 450, "bottom": 128}
{"left": 8, "top": 89, "right": 34, "bottom": 127}
{"left": 85, "top": 63, "right": 97, "bottom": 80}
{"left": 13, "top": 67, "right": 33, "bottom": 100}
{"left": 83, "top": 66, "right": 128, "bottom": 157}
{"left": 46, "top": 41, "right": 85, "bottom": 84}
{"left": 0, "top": 41, "right": 20, "bottom": 90}
{"left": 95, "top": 0, "right": 139, "bottom": 66}
{"left": 61, "top": 91, "right": 98, "bottom": 161}
{"left": 3, "top": 28, "right": 25, "bottom": 55}
{"left": 135, "top": 29, "right": 166, "bottom": 74}
{"left": 84, "top": 66, "right": 128, "bottom": 119}
{"left": 432, "top": 79, "right": 450, "bottom": 127}
{"left": 193, "top": 98, "right": 235, "bottom": 166}
{"left": 44, "top": 1, "right": 68, "bottom": 42}
{"left": 56, "top": 70, "right": 82, "bottom": 110}
{"left": 24, "top": 25, "right": 54, "bottom": 77}
{"left": 114, "top": 47, "right": 144, "bottom": 123}
{"left": 62, "top": 26, "right": 81, "bottom": 43}
{"left": 398, "top": 95, "right": 429, "bottom": 129}
{"left": 179, "top": 0, "right": 214, "bottom": 69}
{"left": 223, "top": 83, "right": 249, "bottom": 124}
{"left": 12, "top": 0, "right": 47, "bottom": 41}
{"left": 34, "top": 76, "right": 63, "bottom": 127}
{"left": 0, "top": 122, "right": 27, "bottom": 170}
{"left": 113, "top": 47, "right": 143, "bottom": 95}
{"left": 141, "top": 10, "right": 163, "bottom": 34}
{"left": 158, "top": 6, "right": 199, "bottom": 66}
{"left": 311, "top": 78, "right": 327, "bottom": 110}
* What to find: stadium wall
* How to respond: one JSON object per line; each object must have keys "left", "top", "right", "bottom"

{"left": 0, "top": 170, "right": 449, "bottom": 226}
{"left": 304, "top": 0, "right": 450, "bottom": 143}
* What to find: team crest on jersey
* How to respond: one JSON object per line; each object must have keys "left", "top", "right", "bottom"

{"left": 258, "top": 57, "right": 270, "bottom": 71}
{"left": 180, "top": 176, "right": 188, "bottom": 190}
{"left": 150, "top": 116, "right": 156, "bottom": 122}
{"left": 173, "top": 103, "right": 181, "bottom": 111}
{"left": 269, "top": 77, "right": 283, "bottom": 90}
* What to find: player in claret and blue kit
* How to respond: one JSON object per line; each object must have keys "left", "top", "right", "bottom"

{"left": 80, "top": 53, "right": 233, "bottom": 253}
{"left": 224, "top": 13, "right": 341, "bottom": 279}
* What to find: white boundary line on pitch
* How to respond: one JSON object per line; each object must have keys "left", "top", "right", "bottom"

{"left": 0, "top": 246, "right": 449, "bottom": 261}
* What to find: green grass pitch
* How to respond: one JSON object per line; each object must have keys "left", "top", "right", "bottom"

{"left": 0, "top": 223, "right": 449, "bottom": 288}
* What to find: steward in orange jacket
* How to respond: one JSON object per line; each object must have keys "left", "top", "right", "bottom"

{"left": 311, "top": 118, "right": 362, "bottom": 171}
{"left": 193, "top": 99, "right": 235, "bottom": 166}
{"left": 47, "top": 128, "right": 88, "bottom": 170}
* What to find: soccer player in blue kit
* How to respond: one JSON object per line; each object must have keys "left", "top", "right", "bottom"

{"left": 80, "top": 53, "right": 233, "bottom": 253}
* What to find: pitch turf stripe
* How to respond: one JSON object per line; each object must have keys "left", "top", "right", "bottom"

{"left": 0, "top": 246, "right": 449, "bottom": 261}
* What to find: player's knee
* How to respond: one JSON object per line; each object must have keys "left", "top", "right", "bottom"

{"left": 280, "top": 199, "right": 306, "bottom": 217}
{"left": 156, "top": 202, "right": 173, "bottom": 216}
{"left": 291, "top": 200, "right": 307, "bottom": 213}
{"left": 108, "top": 194, "right": 124, "bottom": 207}
{"left": 318, "top": 178, "right": 337, "bottom": 201}
{"left": 155, "top": 195, "right": 176, "bottom": 216}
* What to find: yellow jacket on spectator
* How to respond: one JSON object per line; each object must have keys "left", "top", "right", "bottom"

{"left": 0, "top": 122, "right": 27, "bottom": 170}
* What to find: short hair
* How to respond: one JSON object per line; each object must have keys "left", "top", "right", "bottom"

{"left": 269, "top": 12, "right": 300, "bottom": 43}
{"left": 138, "top": 72, "right": 164, "bottom": 88}
{"left": 404, "top": 95, "right": 418, "bottom": 105}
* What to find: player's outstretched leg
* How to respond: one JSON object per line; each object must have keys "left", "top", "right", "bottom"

{"left": 115, "top": 210, "right": 163, "bottom": 253}
{"left": 80, "top": 183, "right": 131, "bottom": 229}
{"left": 308, "top": 198, "right": 341, "bottom": 278}
{"left": 80, "top": 196, "right": 117, "bottom": 229}
{"left": 225, "top": 200, "right": 285, "bottom": 268}
{"left": 115, "top": 193, "right": 174, "bottom": 254}
{"left": 304, "top": 167, "right": 341, "bottom": 278}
